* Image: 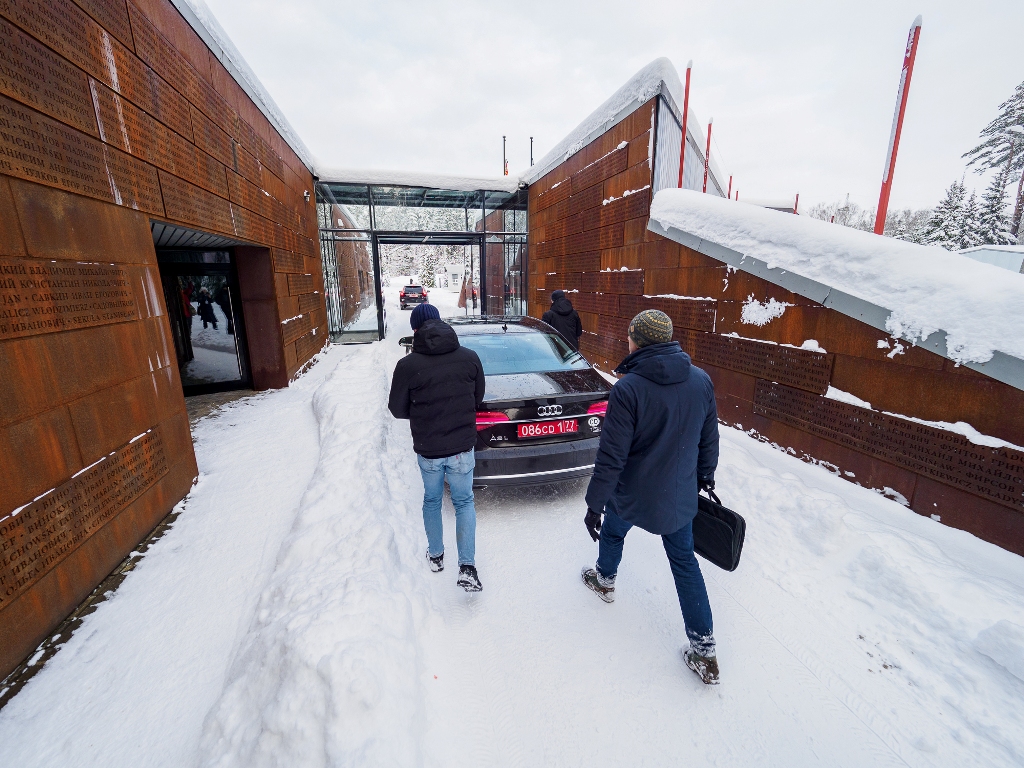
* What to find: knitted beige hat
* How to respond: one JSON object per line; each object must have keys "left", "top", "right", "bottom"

{"left": 628, "top": 309, "right": 674, "bottom": 347}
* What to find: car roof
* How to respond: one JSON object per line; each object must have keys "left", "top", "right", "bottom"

{"left": 446, "top": 316, "right": 550, "bottom": 335}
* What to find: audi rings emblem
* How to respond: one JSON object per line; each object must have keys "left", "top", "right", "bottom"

{"left": 537, "top": 404, "right": 563, "bottom": 417}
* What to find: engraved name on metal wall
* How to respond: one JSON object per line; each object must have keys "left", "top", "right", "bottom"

{"left": 753, "top": 380, "right": 1024, "bottom": 511}
{"left": 0, "top": 428, "right": 168, "bottom": 608}
{"left": 0, "top": 257, "right": 139, "bottom": 339}
{"left": 678, "top": 330, "right": 833, "bottom": 394}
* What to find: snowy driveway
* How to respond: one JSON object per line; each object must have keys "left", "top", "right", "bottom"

{"left": 1, "top": 286, "right": 1023, "bottom": 767}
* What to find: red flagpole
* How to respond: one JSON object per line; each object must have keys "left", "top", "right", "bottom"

{"left": 702, "top": 118, "right": 713, "bottom": 193}
{"left": 727, "top": 175, "right": 733, "bottom": 199}
{"left": 874, "top": 16, "right": 923, "bottom": 235}
{"left": 677, "top": 60, "right": 692, "bottom": 188}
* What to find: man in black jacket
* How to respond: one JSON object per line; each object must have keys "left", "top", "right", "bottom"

{"left": 541, "top": 290, "right": 583, "bottom": 351}
{"left": 388, "top": 303, "right": 486, "bottom": 592}
{"left": 581, "top": 309, "right": 721, "bottom": 684}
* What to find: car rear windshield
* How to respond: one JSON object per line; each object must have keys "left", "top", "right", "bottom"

{"left": 459, "top": 330, "right": 591, "bottom": 375}
{"left": 404, "top": 286, "right": 423, "bottom": 294}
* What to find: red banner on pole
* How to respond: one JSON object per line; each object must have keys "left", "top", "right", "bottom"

{"left": 678, "top": 61, "right": 692, "bottom": 189}
{"left": 874, "top": 16, "right": 923, "bottom": 235}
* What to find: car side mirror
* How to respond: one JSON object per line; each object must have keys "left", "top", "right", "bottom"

{"left": 399, "top": 335, "right": 413, "bottom": 348}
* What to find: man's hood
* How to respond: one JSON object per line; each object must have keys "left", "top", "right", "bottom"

{"left": 412, "top": 319, "right": 460, "bottom": 355}
{"left": 552, "top": 297, "right": 575, "bottom": 315}
{"left": 615, "top": 342, "right": 691, "bottom": 384}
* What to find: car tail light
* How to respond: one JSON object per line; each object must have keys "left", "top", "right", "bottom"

{"left": 476, "top": 411, "right": 510, "bottom": 430}
{"left": 587, "top": 401, "right": 608, "bottom": 416}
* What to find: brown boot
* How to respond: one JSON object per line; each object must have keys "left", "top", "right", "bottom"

{"left": 683, "top": 648, "right": 720, "bottom": 685}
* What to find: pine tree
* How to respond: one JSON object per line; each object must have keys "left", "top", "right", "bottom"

{"left": 964, "top": 81, "right": 1024, "bottom": 175}
{"left": 924, "top": 179, "right": 968, "bottom": 250}
{"left": 962, "top": 190, "right": 983, "bottom": 249}
{"left": 976, "top": 167, "right": 1017, "bottom": 245}
{"left": 964, "top": 80, "right": 1024, "bottom": 237}
{"left": 420, "top": 251, "right": 437, "bottom": 288}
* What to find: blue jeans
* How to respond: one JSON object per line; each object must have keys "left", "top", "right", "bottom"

{"left": 596, "top": 507, "right": 715, "bottom": 656}
{"left": 417, "top": 449, "right": 476, "bottom": 566}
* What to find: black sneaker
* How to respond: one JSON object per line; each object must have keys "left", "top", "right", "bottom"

{"left": 683, "top": 648, "right": 720, "bottom": 685}
{"left": 427, "top": 551, "right": 444, "bottom": 573}
{"left": 581, "top": 567, "right": 616, "bottom": 603}
{"left": 456, "top": 564, "right": 482, "bottom": 592}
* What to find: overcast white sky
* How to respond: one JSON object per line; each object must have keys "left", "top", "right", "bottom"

{"left": 203, "top": 0, "right": 1021, "bottom": 210}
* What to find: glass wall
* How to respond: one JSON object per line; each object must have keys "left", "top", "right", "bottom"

{"left": 316, "top": 181, "right": 528, "bottom": 339}
{"left": 652, "top": 95, "right": 726, "bottom": 198}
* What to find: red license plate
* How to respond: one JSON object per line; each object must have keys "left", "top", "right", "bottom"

{"left": 517, "top": 419, "right": 578, "bottom": 439}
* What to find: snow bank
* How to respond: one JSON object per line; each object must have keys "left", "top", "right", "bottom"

{"left": 974, "top": 621, "right": 1024, "bottom": 683}
{"left": 650, "top": 190, "right": 1024, "bottom": 365}
{"left": 197, "top": 343, "right": 430, "bottom": 766}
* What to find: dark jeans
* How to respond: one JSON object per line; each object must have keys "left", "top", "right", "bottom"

{"left": 596, "top": 507, "right": 715, "bottom": 656}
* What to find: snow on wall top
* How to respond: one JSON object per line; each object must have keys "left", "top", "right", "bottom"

{"left": 650, "top": 189, "right": 1024, "bottom": 366}
{"left": 317, "top": 167, "right": 520, "bottom": 193}
{"left": 171, "top": 0, "right": 318, "bottom": 175}
{"left": 521, "top": 58, "right": 722, "bottom": 189}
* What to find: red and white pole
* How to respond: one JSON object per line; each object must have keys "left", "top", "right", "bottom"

{"left": 702, "top": 118, "right": 713, "bottom": 193}
{"left": 677, "top": 60, "right": 692, "bottom": 189}
{"left": 873, "top": 15, "right": 923, "bottom": 235}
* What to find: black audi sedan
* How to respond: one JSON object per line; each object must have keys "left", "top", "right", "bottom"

{"left": 449, "top": 316, "right": 612, "bottom": 487}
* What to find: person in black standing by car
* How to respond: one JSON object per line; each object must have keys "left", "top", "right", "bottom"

{"left": 388, "top": 303, "right": 486, "bottom": 592}
{"left": 580, "top": 309, "right": 722, "bottom": 685}
{"left": 541, "top": 290, "right": 583, "bottom": 351}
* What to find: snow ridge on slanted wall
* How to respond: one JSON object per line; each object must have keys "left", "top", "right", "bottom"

{"left": 650, "top": 190, "right": 1024, "bottom": 369}
{"left": 521, "top": 58, "right": 721, "bottom": 188}
{"left": 171, "top": 0, "right": 318, "bottom": 174}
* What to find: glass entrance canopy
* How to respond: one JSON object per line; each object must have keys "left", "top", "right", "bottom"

{"left": 316, "top": 181, "right": 527, "bottom": 342}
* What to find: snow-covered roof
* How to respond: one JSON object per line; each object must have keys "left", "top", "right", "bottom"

{"left": 317, "top": 167, "right": 520, "bottom": 193}
{"left": 520, "top": 58, "right": 726, "bottom": 191}
{"left": 171, "top": 0, "right": 317, "bottom": 175}
{"left": 648, "top": 189, "right": 1024, "bottom": 391}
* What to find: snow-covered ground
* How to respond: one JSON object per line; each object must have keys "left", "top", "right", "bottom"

{"left": 1, "top": 284, "right": 1023, "bottom": 767}
{"left": 182, "top": 304, "right": 242, "bottom": 385}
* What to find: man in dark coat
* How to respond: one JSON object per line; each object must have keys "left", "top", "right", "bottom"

{"left": 581, "top": 309, "right": 721, "bottom": 684}
{"left": 388, "top": 302, "right": 486, "bottom": 592}
{"left": 541, "top": 290, "right": 583, "bottom": 351}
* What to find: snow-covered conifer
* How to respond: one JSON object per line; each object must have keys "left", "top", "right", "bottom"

{"left": 964, "top": 79, "right": 1024, "bottom": 236}
{"left": 976, "top": 168, "right": 1017, "bottom": 245}
{"left": 924, "top": 179, "right": 968, "bottom": 250}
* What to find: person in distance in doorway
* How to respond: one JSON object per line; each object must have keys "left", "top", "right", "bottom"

{"left": 541, "top": 289, "right": 583, "bottom": 351}
{"left": 581, "top": 309, "right": 722, "bottom": 684}
{"left": 388, "top": 302, "right": 486, "bottom": 592}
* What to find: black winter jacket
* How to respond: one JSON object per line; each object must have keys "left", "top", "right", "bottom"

{"left": 585, "top": 342, "right": 719, "bottom": 535}
{"left": 388, "top": 319, "right": 486, "bottom": 459}
{"left": 541, "top": 297, "right": 583, "bottom": 351}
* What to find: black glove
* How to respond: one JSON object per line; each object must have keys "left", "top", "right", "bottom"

{"left": 584, "top": 508, "right": 603, "bottom": 542}
{"left": 698, "top": 475, "right": 715, "bottom": 493}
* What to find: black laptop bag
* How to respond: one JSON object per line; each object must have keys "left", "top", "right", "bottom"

{"left": 693, "top": 489, "right": 746, "bottom": 572}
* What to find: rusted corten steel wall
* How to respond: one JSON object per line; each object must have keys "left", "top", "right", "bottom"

{"left": 0, "top": 0, "right": 326, "bottom": 677}
{"left": 528, "top": 97, "right": 1024, "bottom": 557}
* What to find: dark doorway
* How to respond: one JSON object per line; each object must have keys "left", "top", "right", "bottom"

{"left": 157, "top": 250, "right": 252, "bottom": 396}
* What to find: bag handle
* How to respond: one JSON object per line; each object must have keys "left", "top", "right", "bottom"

{"left": 701, "top": 488, "right": 722, "bottom": 506}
